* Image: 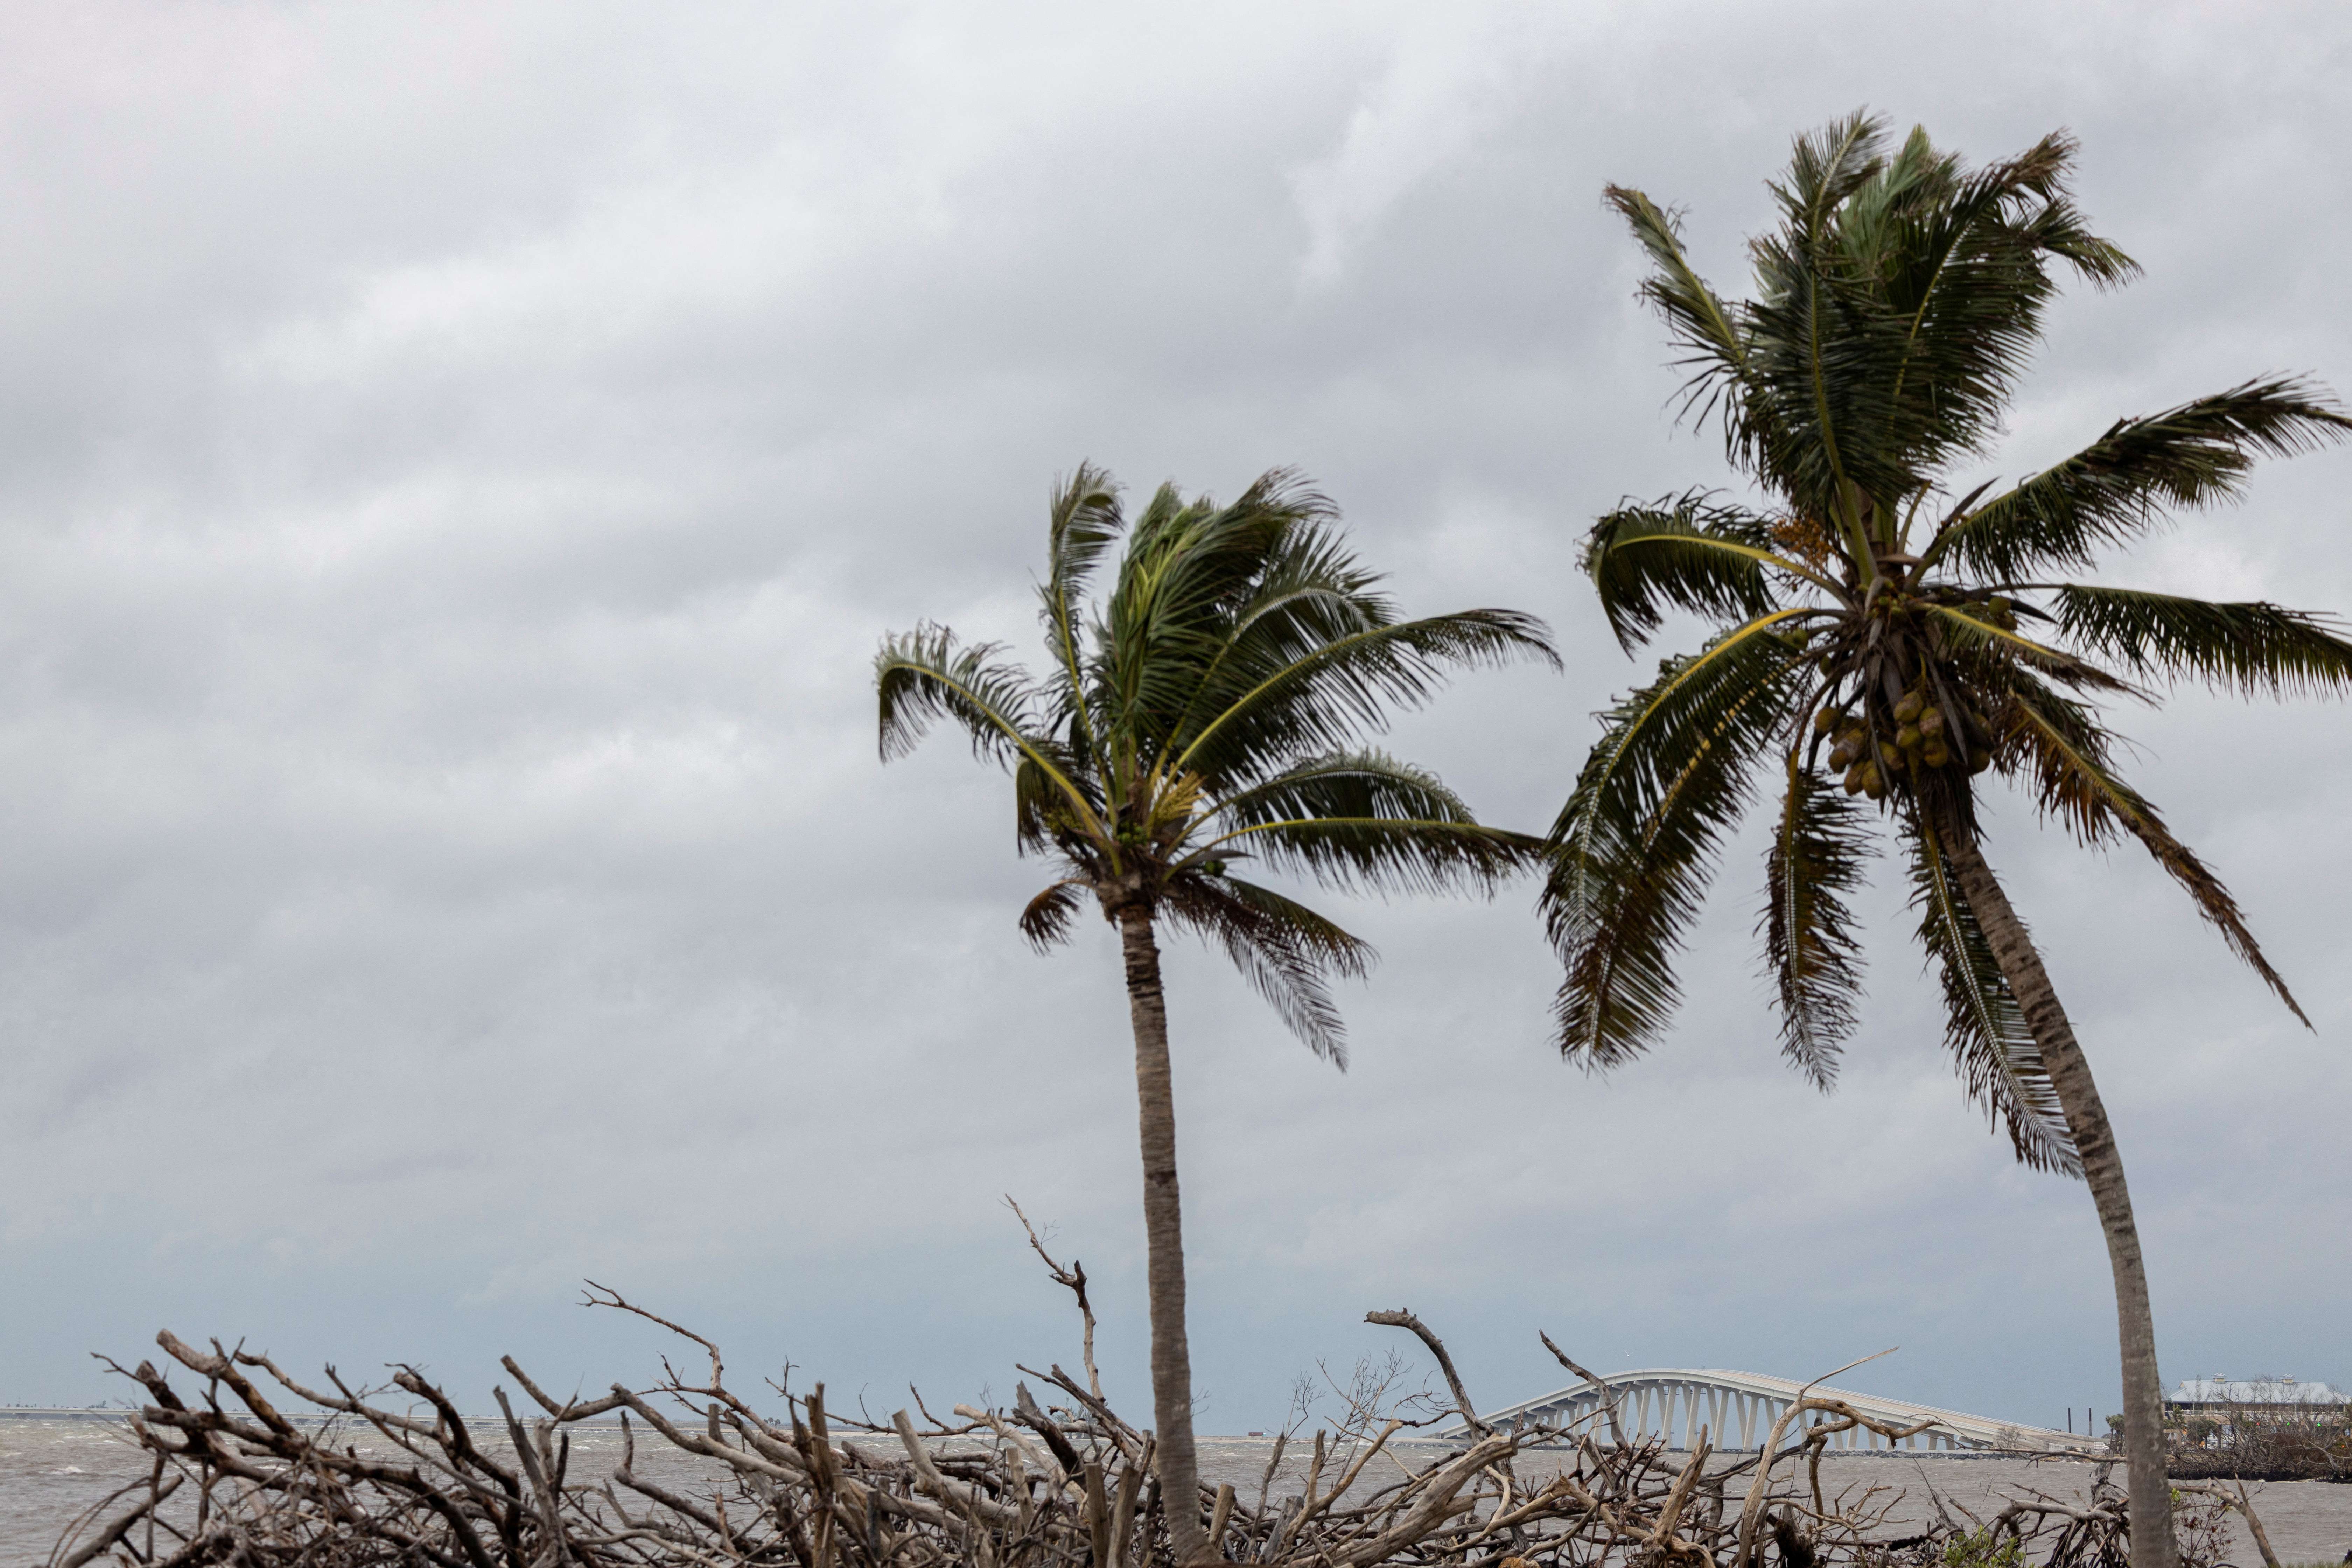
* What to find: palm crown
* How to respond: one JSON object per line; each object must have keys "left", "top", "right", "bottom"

{"left": 1545, "top": 114, "right": 2352, "bottom": 1171}
{"left": 878, "top": 465, "right": 1556, "bottom": 1057}
{"left": 878, "top": 466, "right": 1552, "bottom": 1551}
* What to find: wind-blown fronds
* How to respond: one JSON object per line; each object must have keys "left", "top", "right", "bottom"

{"left": 1206, "top": 750, "right": 1540, "bottom": 896}
{"left": 1038, "top": 463, "right": 1125, "bottom": 733}
{"left": 1544, "top": 612, "right": 1809, "bottom": 1066}
{"left": 1999, "top": 679, "right": 2308, "bottom": 1025}
{"left": 1921, "top": 602, "right": 2132, "bottom": 693}
{"left": 1905, "top": 814, "right": 2080, "bottom": 1174}
{"left": 1841, "top": 129, "right": 2134, "bottom": 481}
{"left": 1583, "top": 495, "right": 1794, "bottom": 652}
{"left": 1095, "top": 472, "right": 1333, "bottom": 760}
{"left": 1160, "top": 873, "right": 1374, "bottom": 1063}
{"left": 1573, "top": 113, "right": 2346, "bottom": 1567}
{"left": 2051, "top": 585, "right": 2352, "bottom": 697}
{"left": 1561, "top": 110, "right": 2345, "bottom": 1180}
{"left": 881, "top": 463, "right": 1551, "bottom": 1059}
{"left": 1175, "top": 608, "right": 1556, "bottom": 789}
{"left": 1603, "top": 186, "right": 1753, "bottom": 443}
{"left": 1018, "top": 879, "right": 1088, "bottom": 952}
{"left": 1929, "top": 380, "right": 2352, "bottom": 582}
{"left": 1760, "top": 753, "right": 1872, "bottom": 1088}
{"left": 877, "top": 625, "right": 1052, "bottom": 769}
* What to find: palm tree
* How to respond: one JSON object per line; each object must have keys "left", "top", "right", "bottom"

{"left": 878, "top": 466, "right": 1554, "bottom": 1560}
{"left": 1545, "top": 114, "right": 2351, "bottom": 1568}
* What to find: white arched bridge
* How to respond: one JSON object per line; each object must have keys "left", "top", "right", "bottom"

{"left": 1436, "top": 1369, "right": 2100, "bottom": 1454}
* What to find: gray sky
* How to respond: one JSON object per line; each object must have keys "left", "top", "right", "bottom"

{"left": 2, "top": 1, "right": 2347, "bottom": 1434}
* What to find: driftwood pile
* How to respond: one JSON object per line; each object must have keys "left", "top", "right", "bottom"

{"left": 50, "top": 1232, "right": 2259, "bottom": 1568}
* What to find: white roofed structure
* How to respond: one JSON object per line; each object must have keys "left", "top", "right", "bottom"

{"left": 2170, "top": 1377, "right": 2348, "bottom": 1409}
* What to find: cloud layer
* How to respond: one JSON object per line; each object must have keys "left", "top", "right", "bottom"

{"left": 1, "top": 0, "right": 2347, "bottom": 1432}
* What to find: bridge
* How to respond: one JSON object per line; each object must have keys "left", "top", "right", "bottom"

{"left": 1435, "top": 1369, "right": 2101, "bottom": 1454}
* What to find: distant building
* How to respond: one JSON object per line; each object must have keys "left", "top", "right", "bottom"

{"left": 2169, "top": 1376, "right": 2348, "bottom": 1412}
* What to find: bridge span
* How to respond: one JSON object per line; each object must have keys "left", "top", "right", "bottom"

{"left": 1435, "top": 1370, "right": 2101, "bottom": 1454}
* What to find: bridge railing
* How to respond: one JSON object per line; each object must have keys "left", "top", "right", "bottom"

{"left": 1434, "top": 1370, "right": 2098, "bottom": 1454}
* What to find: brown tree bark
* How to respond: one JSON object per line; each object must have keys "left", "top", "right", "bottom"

{"left": 1117, "top": 904, "right": 1207, "bottom": 1564}
{"left": 1940, "top": 825, "right": 2177, "bottom": 1568}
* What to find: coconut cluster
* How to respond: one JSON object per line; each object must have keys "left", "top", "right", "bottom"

{"left": 1815, "top": 683, "right": 1995, "bottom": 799}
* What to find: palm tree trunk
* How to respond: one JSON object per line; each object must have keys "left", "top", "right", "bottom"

{"left": 1940, "top": 826, "right": 2177, "bottom": 1568}
{"left": 1116, "top": 904, "right": 1207, "bottom": 1564}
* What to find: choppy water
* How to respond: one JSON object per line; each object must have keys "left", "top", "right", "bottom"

{"left": 6, "top": 1421, "right": 2347, "bottom": 1566}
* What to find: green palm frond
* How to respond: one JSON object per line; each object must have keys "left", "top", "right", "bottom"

{"left": 1038, "top": 463, "right": 1124, "bottom": 741}
{"left": 1203, "top": 747, "right": 1540, "bottom": 896}
{"left": 1759, "top": 753, "right": 1872, "bottom": 1089}
{"left": 1905, "top": 814, "right": 2080, "bottom": 1176}
{"left": 876, "top": 625, "right": 1049, "bottom": 767}
{"left": 1161, "top": 519, "right": 1394, "bottom": 760}
{"left": 1018, "top": 880, "right": 1088, "bottom": 952}
{"left": 1927, "top": 380, "right": 2352, "bottom": 581}
{"left": 1583, "top": 495, "right": 1806, "bottom": 652}
{"left": 1159, "top": 873, "right": 1374, "bottom": 1065}
{"left": 1772, "top": 110, "right": 1888, "bottom": 233}
{"left": 1921, "top": 603, "right": 2133, "bottom": 693}
{"left": 884, "top": 462, "right": 1539, "bottom": 1064}
{"left": 1574, "top": 111, "right": 2345, "bottom": 1195}
{"left": 1603, "top": 185, "right": 1753, "bottom": 443}
{"left": 1544, "top": 611, "right": 1811, "bottom": 1066}
{"left": 2000, "top": 680, "right": 2308, "bottom": 1025}
{"left": 1015, "top": 754, "right": 1101, "bottom": 855}
{"left": 1741, "top": 112, "right": 1902, "bottom": 516}
{"left": 1174, "top": 609, "right": 1555, "bottom": 788}
{"left": 1864, "top": 130, "right": 2135, "bottom": 475}
{"left": 1100, "top": 472, "right": 1331, "bottom": 756}
{"left": 2051, "top": 586, "right": 2352, "bottom": 697}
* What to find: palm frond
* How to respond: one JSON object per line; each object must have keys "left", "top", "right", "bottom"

{"left": 876, "top": 624, "right": 1048, "bottom": 766}
{"left": 1759, "top": 753, "right": 1872, "bottom": 1089}
{"left": 1202, "top": 751, "right": 1536, "bottom": 896}
{"left": 1922, "top": 602, "right": 2134, "bottom": 694}
{"left": 1100, "top": 471, "right": 1333, "bottom": 757}
{"left": 2050, "top": 585, "right": 2352, "bottom": 698}
{"left": 2000, "top": 680, "right": 2308, "bottom": 1024}
{"left": 1213, "top": 798, "right": 1538, "bottom": 898}
{"left": 1773, "top": 110, "right": 1889, "bottom": 234}
{"left": 1015, "top": 754, "right": 1101, "bottom": 855}
{"left": 1195, "top": 752, "right": 1543, "bottom": 888}
{"left": 1584, "top": 495, "right": 1800, "bottom": 651}
{"left": 1739, "top": 112, "right": 1902, "bottom": 517}
{"left": 877, "top": 623, "right": 1102, "bottom": 837}
{"left": 1866, "top": 131, "right": 2135, "bottom": 476}
{"left": 1905, "top": 813, "right": 2080, "bottom": 1176}
{"left": 1926, "top": 380, "right": 2352, "bottom": 581}
{"left": 1037, "top": 463, "right": 1124, "bottom": 736}
{"left": 1543, "top": 610, "right": 1811, "bottom": 1068}
{"left": 1160, "top": 518, "right": 1393, "bottom": 760}
{"left": 1018, "top": 880, "right": 1088, "bottom": 952}
{"left": 1174, "top": 609, "right": 1556, "bottom": 788}
{"left": 1603, "top": 185, "right": 1753, "bottom": 444}
{"left": 1158, "top": 873, "right": 1373, "bottom": 1065}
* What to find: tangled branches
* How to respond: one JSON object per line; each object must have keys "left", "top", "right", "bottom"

{"left": 50, "top": 1244, "right": 2260, "bottom": 1568}
{"left": 2167, "top": 1397, "right": 2352, "bottom": 1483}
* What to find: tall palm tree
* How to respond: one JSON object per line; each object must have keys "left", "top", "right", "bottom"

{"left": 1545, "top": 114, "right": 2351, "bottom": 1568}
{"left": 878, "top": 466, "right": 1554, "bottom": 1560}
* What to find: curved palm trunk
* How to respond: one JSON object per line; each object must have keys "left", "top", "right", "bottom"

{"left": 1116, "top": 905, "right": 1207, "bottom": 1564}
{"left": 1940, "top": 827, "right": 2176, "bottom": 1568}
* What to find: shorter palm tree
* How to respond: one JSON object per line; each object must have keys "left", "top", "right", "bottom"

{"left": 1545, "top": 115, "right": 2351, "bottom": 1568}
{"left": 878, "top": 466, "right": 1553, "bottom": 1559}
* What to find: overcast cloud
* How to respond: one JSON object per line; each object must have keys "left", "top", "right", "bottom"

{"left": 1, "top": 0, "right": 2347, "bottom": 1434}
